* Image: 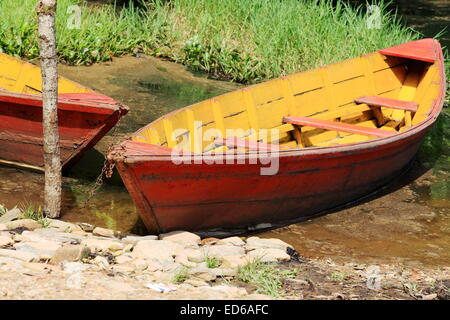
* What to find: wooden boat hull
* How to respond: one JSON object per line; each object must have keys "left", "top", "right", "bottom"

{"left": 110, "top": 39, "right": 445, "bottom": 235}
{"left": 0, "top": 53, "right": 128, "bottom": 171}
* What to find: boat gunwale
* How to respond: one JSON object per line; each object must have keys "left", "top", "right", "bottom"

{"left": 112, "top": 39, "right": 445, "bottom": 163}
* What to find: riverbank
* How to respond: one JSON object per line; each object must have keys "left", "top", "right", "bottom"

{"left": 0, "top": 0, "right": 420, "bottom": 83}
{"left": 0, "top": 206, "right": 448, "bottom": 300}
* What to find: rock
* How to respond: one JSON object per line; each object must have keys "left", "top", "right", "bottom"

{"left": 46, "top": 219, "right": 82, "bottom": 233}
{"left": 66, "top": 272, "right": 85, "bottom": 289}
{"left": 0, "top": 223, "right": 6, "bottom": 231}
{"left": 159, "top": 231, "right": 200, "bottom": 247}
{"left": 80, "top": 238, "right": 125, "bottom": 253}
{"left": 132, "top": 240, "right": 183, "bottom": 264}
{"left": 0, "top": 208, "right": 21, "bottom": 223}
{"left": 188, "top": 266, "right": 217, "bottom": 282}
{"left": 121, "top": 235, "right": 158, "bottom": 246}
{"left": 0, "top": 235, "right": 13, "bottom": 248}
{"left": 220, "top": 255, "right": 249, "bottom": 269}
{"left": 61, "top": 261, "right": 91, "bottom": 273}
{"left": 0, "top": 248, "right": 38, "bottom": 262}
{"left": 207, "top": 285, "right": 248, "bottom": 297}
{"left": 6, "top": 219, "right": 42, "bottom": 231}
{"left": 247, "top": 248, "right": 291, "bottom": 263}
{"left": 78, "top": 223, "right": 95, "bottom": 232}
{"left": 92, "top": 256, "right": 110, "bottom": 269}
{"left": 184, "top": 279, "right": 210, "bottom": 287}
{"left": 217, "top": 236, "right": 245, "bottom": 246}
{"left": 111, "top": 264, "right": 135, "bottom": 274}
{"left": 204, "top": 245, "right": 245, "bottom": 259}
{"left": 22, "top": 262, "right": 59, "bottom": 273}
{"left": 201, "top": 237, "right": 220, "bottom": 245}
{"left": 33, "top": 228, "right": 85, "bottom": 243}
{"left": 49, "top": 245, "right": 90, "bottom": 265}
{"left": 214, "top": 268, "right": 238, "bottom": 277}
{"left": 185, "top": 248, "right": 205, "bottom": 263}
{"left": 245, "top": 237, "right": 293, "bottom": 251}
{"left": 175, "top": 253, "right": 197, "bottom": 268}
{"left": 14, "top": 241, "right": 61, "bottom": 260}
{"left": 92, "top": 227, "right": 121, "bottom": 239}
{"left": 115, "top": 253, "right": 134, "bottom": 265}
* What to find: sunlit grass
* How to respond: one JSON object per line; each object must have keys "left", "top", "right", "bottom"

{"left": 0, "top": 0, "right": 423, "bottom": 83}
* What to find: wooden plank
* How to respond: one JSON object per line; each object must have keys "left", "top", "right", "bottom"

{"left": 214, "top": 137, "right": 286, "bottom": 151}
{"left": 355, "top": 96, "right": 418, "bottom": 112}
{"left": 283, "top": 116, "right": 395, "bottom": 138}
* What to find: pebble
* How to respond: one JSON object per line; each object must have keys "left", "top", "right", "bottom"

{"left": 46, "top": 219, "right": 82, "bottom": 233}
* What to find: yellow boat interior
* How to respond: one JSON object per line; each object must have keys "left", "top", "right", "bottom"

{"left": 0, "top": 53, "right": 92, "bottom": 95}
{"left": 133, "top": 51, "right": 440, "bottom": 153}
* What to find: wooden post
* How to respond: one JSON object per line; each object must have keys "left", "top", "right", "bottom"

{"left": 37, "top": 0, "right": 61, "bottom": 218}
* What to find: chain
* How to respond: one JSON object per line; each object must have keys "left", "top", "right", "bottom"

{"left": 83, "top": 109, "right": 128, "bottom": 208}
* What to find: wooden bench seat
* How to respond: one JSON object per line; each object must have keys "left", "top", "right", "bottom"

{"left": 283, "top": 116, "right": 396, "bottom": 138}
{"left": 355, "top": 96, "right": 418, "bottom": 112}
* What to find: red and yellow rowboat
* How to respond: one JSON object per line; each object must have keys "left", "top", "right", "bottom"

{"left": 0, "top": 53, "right": 128, "bottom": 171}
{"left": 109, "top": 39, "right": 445, "bottom": 236}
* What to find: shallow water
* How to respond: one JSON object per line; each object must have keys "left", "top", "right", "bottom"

{"left": 0, "top": 1, "right": 448, "bottom": 267}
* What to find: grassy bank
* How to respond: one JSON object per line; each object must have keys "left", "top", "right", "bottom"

{"left": 0, "top": 0, "right": 422, "bottom": 83}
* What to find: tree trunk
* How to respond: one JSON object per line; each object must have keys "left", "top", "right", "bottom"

{"left": 37, "top": 0, "right": 61, "bottom": 218}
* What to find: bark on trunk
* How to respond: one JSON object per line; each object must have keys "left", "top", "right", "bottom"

{"left": 37, "top": 0, "right": 61, "bottom": 218}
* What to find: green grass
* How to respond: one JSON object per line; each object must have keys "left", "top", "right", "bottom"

{"left": 172, "top": 266, "right": 189, "bottom": 283}
{"left": 205, "top": 256, "right": 221, "bottom": 269}
{"left": 236, "top": 259, "right": 298, "bottom": 297}
{"left": 19, "top": 204, "right": 50, "bottom": 227}
{"left": 0, "top": 204, "right": 7, "bottom": 216}
{"left": 0, "top": 0, "right": 422, "bottom": 83}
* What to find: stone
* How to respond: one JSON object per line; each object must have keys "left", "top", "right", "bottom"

{"left": 6, "top": 219, "right": 42, "bottom": 231}
{"left": 201, "top": 238, "right": 220, "bottom": 245}
{"left": 78, "top": 223, "right": 95, "bottom": 232}
{"left": 46, "top": 219, "right": 82, "bottom": 233}
{"left": 213, "top": 268, "right": 238, "bottom": 277}
{"left": 220, "top": 255, "right": 249, "bottom": 269}
{"left": 22, "top": 262, "right": 60, "bottom": 273}
{"left": 92, "top": 256, "right": 110, "bottom": 269}
{"left": 207, "top": 285, "right": 248, "bottom": 297}
{"left": 184, "top": 279, "right": 210, "bottom": 287}
{"left": 0, "top": 223, "right": 7, "bottom": 231}
{"left": 204, "top": 245, "right": 245, "bottom": 259}
{"left": 49, "top": 245, "right": 90, "bottom": 265}
{"left": 175, "top": 253, "right": 197, "bottom": 268}
{"left": 0, "top": 235, "right": 13, "bottom": 248}
{"left": 0, "top": 248, "right": 38, "bottom": 262}
{"left": 111, "top": 264, "right": 135, "bottom": 274}
{"left": 121, "top": 235, "right": 158, "bottom": 246}
{"left": 61, "top": 261, "right": 91, "bottom": 273}
{"left": 80, "top": 238, "right": 125, "bottom": 253}
{"left": 185, "top": 248, "right": 205, "bottom": 263}
{"left": 217, "top": 236, "right": 245, "bottom": 246}
{"left": 132, "top": 240, "right": 183, "bottom": 264}
{"left": 33, "top": 228, "right": 85, "bottom": 244}
{"left": 0, "top": 208, "right": 21, "bottom": 223}
{"left": 115, "top": 253, "right": 134, "bottom": 265}
{"left": 14, "top": 241, "right": 61, "bottom": 260}
{"left": 92, "top": 227, "right": 121, "bottom": 239}
{"left": 246, "top": 248, "right": 291, "bottom": 263}
{"left": 159, "top": 231, "right": 200, "bottom": 247}
{"left": 245, "top": 237, "right": 293, "bottom": 251}
{"left": 66, "top": 272, "right": 85, "bottom": 289}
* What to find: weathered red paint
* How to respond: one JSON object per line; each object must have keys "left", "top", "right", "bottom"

{"left": 109, "top": 39, "right": 445, "bottom": 236}
{"left": 0, "top": 91, "right": 128, "bottom": 170}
